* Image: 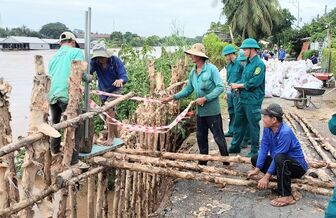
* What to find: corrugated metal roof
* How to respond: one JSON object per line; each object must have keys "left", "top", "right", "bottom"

{"left": 0, "top": 38, "right": 5, "bottom": 42}
{"left": 42, "top": 38, "right": 59, "bottom": 44}
{"left": 1, "top": 36, "right": 48, "bottom": 44}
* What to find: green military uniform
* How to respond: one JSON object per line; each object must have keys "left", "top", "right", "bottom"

{"left": 222, "top": 45, "right": 243, "bottom": 136}
{"left": 228, "top": 38, "right": 265, "bottom": 156}
{"left": 325, "top": 114, "right": 336, "bottom": 217}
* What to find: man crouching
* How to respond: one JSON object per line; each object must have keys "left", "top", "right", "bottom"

{"left": 247, "top": 103, "right": 308, "bottom": 207}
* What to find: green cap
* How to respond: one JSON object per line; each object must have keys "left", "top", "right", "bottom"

{"left": 329, "top": 114, "right": 336, "bottom": 135}
{"left": 222, "top": 44, "right": 237, "bottom": 56}
{"left": 236, "top": 50, "right": 247, "bottom": 61}
{"left": 240, "top": 38, "right": 261, "bottom": 49}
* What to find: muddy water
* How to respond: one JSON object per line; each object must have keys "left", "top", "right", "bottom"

{"left": 0, "top": 50, "right": 56, "bottom": 141}
{"left": 27, "top": 176, "right": 114, "bottom": 218}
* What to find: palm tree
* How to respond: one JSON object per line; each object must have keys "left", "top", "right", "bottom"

{"left": 222, "top": 0, "right": 281, "bottom": 40}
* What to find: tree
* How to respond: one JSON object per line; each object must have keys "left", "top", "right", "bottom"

{"left": 222, "top": 0, "right": 282, "bottom": 39}
{"left": 146, "top": 35, "right": 161, "bottom": 46}
{"left": 9, "top": 25, "right": 41, "bottom": 37}
{"left": 73, "top": 29, "right": 84, "bottom": 38}
{"left": 110, "top": 31, "right": 124, "bottom": 46}
{"left": 39, "top": 22, "right": 70, "bottom": 39}
{"left": 270, "top": 8, "right": 296, "bottom": 45}
{"left": 0, "top": 27, "right": 9, "bottom": 37}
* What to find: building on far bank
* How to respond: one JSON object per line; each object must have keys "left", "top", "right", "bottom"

{"left": 0, "top": 36, "right": 49, "bottom": 50}
{"left": 0, "top": 38, "right": 5, "bottom": 49}
{"left": 42, "top": 38, "right": 60, "bottom": 49}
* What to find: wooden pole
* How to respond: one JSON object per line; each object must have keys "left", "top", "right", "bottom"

{"left": 93, "top": 157, "right": 333, "bottom": 196}
{"left": 88, "top": 175, "right": 96, "bottom": 218}
{"left": 295, "top": 113, "right": 336, "bottom": 160}
{"left": 0, "top": 92, "right": 135, "bottom": 158}
{"left": 69, "top": 184, "right": 77, "bottom": 218}
{"left": 102, "top": 171, "right": 109, "bottom": 218}
{"left": 20, "top": 55, "right": 51, "bottom": 218}
{"left": 115, "top": 148, "right": 336, "bottom": 169}
{"left": 62, "top": 60, "right": 87, "bottom": 168}
{"left": 288, "top": 112, "right": 336, "bottom": 176}
{"left": 112, "top": 169, "right": 120, "bottom": 218}
{"left": 115, "top": 148, "right": 250, "bottom": 163}
{"left": 284, "top": 113, "right": 332, "bottom": 182}
{"left": 104, "top": 152, "right": 334, "bottom": 189}
{"left": 95, "top": 172, "right": 104, "bottom": 218}
{"left": 0, "top": 78, "right": 15, "bottom": 210}
{"left": 0, "top": 167, "right": 103, "bottom": 217}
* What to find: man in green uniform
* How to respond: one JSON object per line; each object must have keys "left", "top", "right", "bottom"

{"left": 222, "top": 45, "right": 242, "bottom": 138}
{"left": 228, "top": 38, "right": 266, "bottom": 157}
{"left": 325, "top": 113, "right": 336, "bottom": 217}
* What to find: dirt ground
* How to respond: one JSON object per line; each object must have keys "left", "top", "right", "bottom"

{"left": 155, "top": 88, "right": 336, "bottom": 218}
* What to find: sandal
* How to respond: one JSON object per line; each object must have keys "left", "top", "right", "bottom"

{"left": 271, "top": 197, "right": 296, "bottom": 207}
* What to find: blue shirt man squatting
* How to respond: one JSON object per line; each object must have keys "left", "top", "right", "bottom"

{"left": 248, "top": 103, "right": 308, "bottom": 207}
{"left": 162, "top": 43, "right": 229, "bottom": 166}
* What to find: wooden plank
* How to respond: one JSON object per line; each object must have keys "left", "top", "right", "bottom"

{"left": 79, "top": 138, "right": 124, "bottom": 160}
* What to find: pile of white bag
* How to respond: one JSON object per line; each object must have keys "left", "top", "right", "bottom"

{"left": 264, "top": 59, "right": 323, "bottom": 99}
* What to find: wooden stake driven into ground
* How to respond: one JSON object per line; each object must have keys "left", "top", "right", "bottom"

{"left": 19, "top": 55, "right": 52, "bottom": 218}
{"left": 0, "top": 78, "right": 16, "bottom": 211}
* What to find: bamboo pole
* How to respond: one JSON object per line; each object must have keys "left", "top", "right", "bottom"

{"left": 20, "top": 55, "right": 51, "bottom": 218}
{"left": 93, "top": 157, "right": 333, "bottom": 196}
{"left": 0, "top": 78, "right": 12, "bottom": 210}
{"left": 88, "top": 175, "right": 96, "bottom": 218}
{"left": 0, "top": 92, "right": 135, "bottom": 158}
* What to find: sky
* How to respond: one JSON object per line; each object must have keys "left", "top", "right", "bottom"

{"left": 0, "top": 0, "right": 336, "bottom": 37}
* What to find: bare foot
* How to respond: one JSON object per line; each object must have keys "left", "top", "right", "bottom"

{"left": 271, "top": 196, "right": 296, "bottom": 207}
{"left": 101, "top": 138, "right": 114, "bottom": 146}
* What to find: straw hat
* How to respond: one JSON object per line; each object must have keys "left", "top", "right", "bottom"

{"left": 91, "top": 43, "right": 112, "bottom": 59}
{"left": 184, "top": 43, "right": 209, "bottom": 59}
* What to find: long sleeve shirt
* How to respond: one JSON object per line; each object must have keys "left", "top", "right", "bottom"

{"left": 90, "top": 56, "right": 128, "bottom": 101}
{"left": 173, "top": 62, "right": 224, "bottom": 117}
{"left": 256, "top": 123, "right": 308, "bottom": 175}
{"left": 239, "top": 55, "right": 265, "bottom": 105}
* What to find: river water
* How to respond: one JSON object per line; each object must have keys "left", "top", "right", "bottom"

{"left": 0, "top": 46, "right": 179, "bottom": 141}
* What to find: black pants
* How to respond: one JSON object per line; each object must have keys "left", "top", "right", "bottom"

{"left": 50, "top": 101, "right": 79, "bottom": 165}
{"left": 196, "top": 114, "right": 229, "bottom": 165}
{"left": 251, "top": 154, "right": 306, "bottom": 196}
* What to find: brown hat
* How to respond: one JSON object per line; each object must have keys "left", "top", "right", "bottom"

{"left": 184, "top": 43, "right": 208, "bottom": 59}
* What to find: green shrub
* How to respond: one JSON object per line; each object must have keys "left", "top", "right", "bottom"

{"left": 302, "top": 50, "right": 318, "bottom": 60}
{"left": 322, "top": 48, "right": 336, "bottom": 76}
{"left": 202, "top": 33, "right": 230, "bottom": 69}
